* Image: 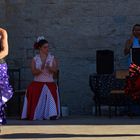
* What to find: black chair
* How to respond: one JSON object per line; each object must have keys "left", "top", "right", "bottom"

{"left": 53, "top": 70, "right": 62, "bottom": 116}
{"left": 53, "top": 70, "right": 59, "bottom": 87}
{"left": 89, "top": 74, "right": 114, "bottom": 116}
{"left": 109, "top": 70, "right": 130, "bottom": 117}
{"left": 6, "top": 68, "right": 25, "bottom": 117}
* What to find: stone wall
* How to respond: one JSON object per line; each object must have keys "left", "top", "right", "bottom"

{"left": 1, "top": 0, "right": 140, "bottom": 114}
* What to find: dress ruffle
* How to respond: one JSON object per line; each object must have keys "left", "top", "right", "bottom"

{"left": 0, "top": 63, "right": 13, "bottom": 125}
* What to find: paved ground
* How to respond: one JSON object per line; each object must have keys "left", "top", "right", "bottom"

{"left": 1, "top": 116, "right": 140, "bottom": 140}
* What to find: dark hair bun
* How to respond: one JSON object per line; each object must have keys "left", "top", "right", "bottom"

{"left": 33, "top": 39, "right": 48, "bottom": 50}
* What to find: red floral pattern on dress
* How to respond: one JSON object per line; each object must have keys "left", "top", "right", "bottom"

{"left": 125, "top": 63, "right": 140, "bottom": 101}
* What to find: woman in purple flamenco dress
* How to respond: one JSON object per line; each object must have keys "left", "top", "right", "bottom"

{"left": 0, "top": 28, "right": 13, "bottom": 125}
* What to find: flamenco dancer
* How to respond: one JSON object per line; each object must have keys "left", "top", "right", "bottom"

{"left": 22, "top": 36, "right": 60, "bottom": 120}
{"left": 0, "top": 28, "right": 13, "bottom": 131}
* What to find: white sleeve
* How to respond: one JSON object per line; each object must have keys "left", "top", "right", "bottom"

{"left": 46, "top": 54, "right": 54, "bottom": 67}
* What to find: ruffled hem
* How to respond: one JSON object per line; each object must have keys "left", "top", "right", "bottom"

{"left": 0, "top": 63, "right": 13, "bottom": 125}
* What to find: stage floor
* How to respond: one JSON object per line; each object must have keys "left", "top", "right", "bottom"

{"left": 1, "top": 115, "right": 140, "bottom": 140}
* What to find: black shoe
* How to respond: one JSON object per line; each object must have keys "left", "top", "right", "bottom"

{"left": 50, "top": 116, "right": 57, "bottom": 120}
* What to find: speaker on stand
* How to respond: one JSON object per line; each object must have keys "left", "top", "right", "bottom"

{"left": 96, "top": 50, "right": 114, "bottom": 74}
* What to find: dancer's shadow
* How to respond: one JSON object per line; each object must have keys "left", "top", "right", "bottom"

{"left": 1, "top": 133, "right": 140, "bottom": 139}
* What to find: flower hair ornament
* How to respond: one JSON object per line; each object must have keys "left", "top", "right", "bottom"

{"left": 37, "top": 36, "right": 45, "bottom": 43}
{"left": 34, "top": 36, "right": 46, "bottom": 49}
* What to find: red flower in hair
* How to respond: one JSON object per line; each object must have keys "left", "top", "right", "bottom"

{"left": 34, "top": 42, "right": 39, "bottom": 49}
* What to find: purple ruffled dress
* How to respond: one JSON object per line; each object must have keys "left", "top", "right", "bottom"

{"left": 0, "top": 62, "right": 13, "bottom": 125}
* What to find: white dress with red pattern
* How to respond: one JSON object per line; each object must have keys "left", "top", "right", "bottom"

{"left": 21, "top": 53, "right": 60, "bottom": 120}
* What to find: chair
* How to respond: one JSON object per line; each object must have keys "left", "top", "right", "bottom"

{"left": 53, "top": 70, "right": 62, "bottom": 116}
{"left": 89, "top": 74, "right": 114, "bottom": 116}
{"left": 6, "top": 68, "right": 26, "bottom": 117}
{"left": 109, "top": 69, "right": 129, "bottom": 116}
{"left": 53, "top": 70, "right": 59, "bottom": 87}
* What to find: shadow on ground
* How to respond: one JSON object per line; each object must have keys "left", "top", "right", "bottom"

{"left": 1, "top": 133, "right": 140, "bottom": 139}
{"left": 5, "top": 116, "right": 140, "bottom": 126}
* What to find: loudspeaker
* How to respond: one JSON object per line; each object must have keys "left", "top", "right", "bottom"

{"left": 96, "top": 50, "right": 114, "bottom": 74}
{"left": 132, "top": 48, "right": 140, "bottom": 66}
